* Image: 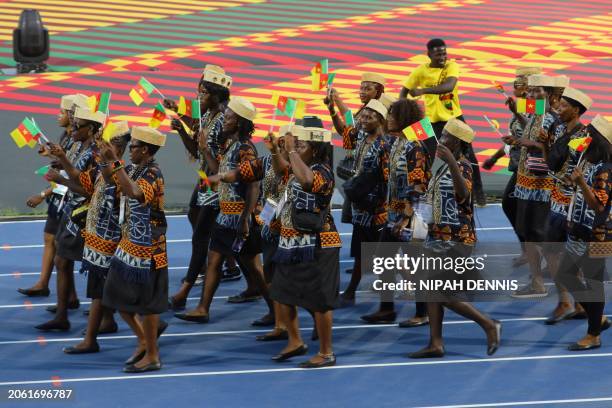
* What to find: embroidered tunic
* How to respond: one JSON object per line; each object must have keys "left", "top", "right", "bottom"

{"left": 342, "top": 126, "right": 389, "bottom": 227}
{"left": 238, "top": 155, "right": 290, "bottom": 243}
{"left": 79, "top": 166, "right": 121, "bottom": 277}
{"left": 387, "top": 136, "right": 431, "bottom": 225}
{"left": 111, "top": 163, "right": 168, "bottom": 284}
{"left": 514, "top": 112, "right": 561, "bottom": 202}
{"left": 273, "top": 163, "right": 342, "bottom": 264}
{"left": 566, "top": 162, "right": 611, "bottom": 256}
{"left": 425, "top": 159, "right": 476, "bottom": 250}
{"left": 216, "top": 139, "right": 258, "bottom": 230}
{"left": 63, "top": 142, "right": 96, "bottom": 237}
{"left": 195, "top": 110, "right": 224, "bottom": 208}
{"left": 547, "top": 125, "right": 586, "bottom": 218}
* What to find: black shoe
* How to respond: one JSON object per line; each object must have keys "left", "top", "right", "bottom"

{"left": 221, "top": 267, "right": 241, "bottom": 282}
{"left": 487, "top": 320, "right": 502, "bottom": 356}
{"left": 398, "top": 317, "right": 429, "bottom": 328}
{"left": 125, "top": 350, "right": 146, "bottom": 366}
{"left": 83, "top": 310, "right": 89, "bottom": 316}
{"left": 123, "top": 361, "right": 162, "bottom": 373}
{"left": 46, "top": 299, "right": 80, "bottom": 313}
{"left": 174, "top": 312, "right": 209, "bottom": 323}
{"left": 157, "top": 320, "right": 169, "bottom": 338}
{"left": 299, "top": 353, "right": 336, "bottom": 368}
{"left": 345, "top": 268, "right": 353, "bottom": 275}
{"left": 252, "top": 313, "right": 275, "bottom": 327}
{"left": 360, "top": 311, "right": 397, "bottom": 324}
{"left": 63, "top": 343, "right": 100, "bottom": 354}
{"left": 256, "top": 330, "right": 288, "bottom": 341}
{"left": 272, "top": 344, "right": 308, "bottom": 362}
{"left": 475, "top": 189, "right": 487, "bottom": 207}
{"left": 82, "top": 322, "right": 118, "bottom": 336}
{"left": 227, "top": 291, "right": 261, "bottom": 303}
{"left": 568, "top": 342, "right": 601, "bottom": 351}
{"left": 544, "top": 308, "right": 575, "bottom": 325}
{"left": 408, "top": 346, "right": 445, "bottom": 359}
{"left": 35, "top": 320, "right": 70, "bottom": 332}
{"left": 568, "top": 310, "right": 588, "bottom": 320}
{"left": 17, "top": 287, "right": 50, "bottom": 297}
{"left": 168, "top": 296, "right": 186, "bottom": 311}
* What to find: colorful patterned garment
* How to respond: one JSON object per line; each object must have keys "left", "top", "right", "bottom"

{"left": 566, "top": 161, "right": 611, "bottom": 257}
{"left": 387, "top": 136, "right": 431, "bottom": 225}
{"left": 64, "top": 142, "right": 96, "bottom": 236}
{"left": 238, "top": 154, "right": 290, "bottom": 243}
{"left": 548, "top": 125, "right": 585, "bottom": 218}
{"left": 195, "top": 110, "right": 224, "bottom": 208}
{"left": 79, "top": 166, "right": 121, "bottom": 278}
{"left": 514, "top": 112, "right": 562, "bottom": 202}
{"left": 216, "top": 139, "right": 258, "bottom": 230}
{"left": 47, "top": 131, "right": 75, "bottom": 219}
{"left": 110, "top": 162, "right": 168, "bottom": 284}
{"left": 507, "top": 115, "right": 525, "bottom": 172}
{"left": 425, "top": 159, "right": 476, "bottom": 252}
{"left": 342, "top": 126, "right": 389, "bottom": 227}
{"left": 273, "top": 162, "right": 342, "bottom": 264}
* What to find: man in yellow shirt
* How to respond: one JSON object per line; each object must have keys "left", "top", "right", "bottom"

{"left": 400, "top": 38, "right": 486, "bottom": 206}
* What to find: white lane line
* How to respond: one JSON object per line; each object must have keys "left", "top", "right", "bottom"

{"left": 0, "top": 353, "right": 611, "bottom": 387}
{"left": 414, "top": 396, "right": 612, "bottom": 408}
{"left": 0, "top": 317, "right": 557, "bottom": 346}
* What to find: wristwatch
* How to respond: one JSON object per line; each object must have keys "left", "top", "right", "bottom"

{"left": 112, "top": 160, "right": 123, "bottom": 170}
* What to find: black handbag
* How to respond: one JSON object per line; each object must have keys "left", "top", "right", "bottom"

{"left": 342, "top": 170, "right": 379, "bottom": 211}
{"left": 336, "top": 154, "right": 355, "bottom": 181}
{"left": 291, "top": 203, "right": 329, "bottom": 234}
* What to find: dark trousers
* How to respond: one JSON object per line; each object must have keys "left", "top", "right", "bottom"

{"left": 184, "top": 205, "right": 219, "bottom": 285}
{"left": 428, "top": 116, "right": 483, "bottom": 194}
{"left": 502, "top": 171, "right": 525, "bottom": 244}
{"left": 556, "top": 251, "right": 606, "bottom": 336}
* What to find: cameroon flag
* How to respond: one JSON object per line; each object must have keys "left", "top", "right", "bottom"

{"left": 402, "top": 117, "right": 436, "bottom": 142}
{"left": 516, "top": 98, "right": 545, "bottom": 115}
{"left": 89, "top": 92, "right": 111, "bottom": 113}
{"left": 568, "top": 136, "right": 592, "bottom": 152}
{"left": 10, "top": 118, "right": 40, "bottom": 148}
{"left": 177, "top": 96, "right": 201, "bottom": 119}
{"left": 129, "top": 77, "right": 156, "bottom": 106}
{"left": 273, "top": 94, "right": 305, "bottom": 119}
{"left": 150, "top": 102, "right": 167, "bottom": 129}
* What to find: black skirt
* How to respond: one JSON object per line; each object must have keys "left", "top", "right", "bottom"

{"left": 209, "top": 220, "right": 262, "bottom": 257}
{"left": 44, "top": 215, "right": 61, "bottom": 235}
{"left": 102, "top": 265, "right": 168, "bottom": 315}
{"left": 350, "top": 224, "right": 383, "bottom": 258}
{"left": 54, "top": 215, "right": 85, "bottom": 262}
{"left": 271, "top": 247, "right": 340, "bottom": 312}
{"left": 86, "top": 270, "right": 106, "bottom": 300}
{"left": 515, "top": 199, "right": 550, "bottom": 242}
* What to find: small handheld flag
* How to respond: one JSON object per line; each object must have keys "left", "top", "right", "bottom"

{"left": 491, "top": 81, "right": 509, "bottom": 98}
{"left": 177, "top": 97, "right": 201, "bottom": 119}
{"left": 568, "top": 136, "right": 592, "bottom": 152}
{"left": 89, "top": 92, "right": 111, "bottom": 113}
{"left": 35, "top": 165, "right": 50, "bottom": 176}
{"left": 101, "top": 121, "right": 116, "bottom": 142}
{"left": 344, "top": 110, "right": 354, "bottom": 127}
{"left": 150, "top": 102, "right": 167, "bottom": 129}
{"left": 516, "top": 98, "right": 545, "bottom": 115}
{"left": 10, "top": 118, "right": 41, "bottom": 149}
{"left": 402, "top": 117, "right": 436, "bottom": 142}
{"left": 129, "top": 77, "right": 156, "bottom": 106}
{"left": 311, "top": 59, "right": 331, "bottom": 91}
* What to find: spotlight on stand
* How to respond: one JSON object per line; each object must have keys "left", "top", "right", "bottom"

{"left": 13, "top": 9, "right": 49, "bottom": 74}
